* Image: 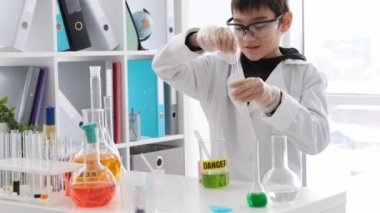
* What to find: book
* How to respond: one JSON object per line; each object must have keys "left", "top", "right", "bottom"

{"left": 0, "top": 0, "right": 37, "bottom": 51}
{"left": 29, "top": 67, "right": 48, "bottom": 125}
{"left": 56, "top": 0, "right": 70, "bottom": 51}
{"left": 128, "top": 59, "right": 165, "bottom": 137}
{"left": 58, "top": 0, "right": 91, "bottom": 51}
{"left": 112, "top": 61, "right": 123, "bottom": 144}
{"left": 80, "top": 0, "right": 118, "bottom": 51}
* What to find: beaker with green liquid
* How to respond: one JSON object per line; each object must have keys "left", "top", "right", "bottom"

{"left": 199, "top": 139, "right": 229, "bottom": 189}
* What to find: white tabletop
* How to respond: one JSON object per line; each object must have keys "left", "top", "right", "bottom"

{"left": 0, "top": 171, "right": 346, "bottom": 213}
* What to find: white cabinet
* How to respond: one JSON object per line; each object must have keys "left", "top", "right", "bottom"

{"left": 0, "top": 0, "right": 184, "bottom": 172}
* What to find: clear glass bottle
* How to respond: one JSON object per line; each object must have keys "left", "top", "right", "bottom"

{"left": 262, "top": 135, "right": 301, "bottom": 203}
{"left": 72, "top": 109, "right": 121, "bottom": 181}
{"left": 70, "top": 123, "right": 116, "bottom": 207}
{"left": 246, "top": 140, "right": 267, "bottom": 208}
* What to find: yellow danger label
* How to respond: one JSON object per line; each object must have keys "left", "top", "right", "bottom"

{"left": 201, "top": 158, "right": 227, "bottom": 171}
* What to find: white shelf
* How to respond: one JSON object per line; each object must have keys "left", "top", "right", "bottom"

{"left": 0, "top": 158, "right": 82, "bottom": 175}
{"left": 0, "top": 52, "right": 54, "bottom": 58}
{"left": 115, "top": 134, "right": 185, "bottom": 149}
{"left": 0, "top": 0, "right": 184, "bottom": 175}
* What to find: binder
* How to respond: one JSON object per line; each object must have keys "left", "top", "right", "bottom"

{"left": 164, "top": 82, "right": 178, "bottom": 135}
{"left": 0, "top": 0, "right": 37, "bottom": 51}
{"left": 58, "top": 0, "right": 91, "bottom": 51}
{"left": 56, "top": 0, "right": 70, "bottom": 51}
{"left": 0, "top": 66, "right": 33, "bottom": 120}
{"left": 128, "top": 59, "right": 165, "bottom": 137}
{"left": 126, "top": 0, "right": 175, "bottom": 50}
{"left": 18, "top": 67, "right": 40, "bottom": 123}
{"left": 125, "top": 0, "right": 143, "bottom": 50}
{"left": 113, "top": 61, "right": 122, "bottom": 144}
{"left": 166, "top": 0, "right": 175, "bottom": 41}
{"left": 29, "top": 67, "right": 48, "bottom": 125}
{"left": 80, "top": 0, "right": 119, "bottom": 51}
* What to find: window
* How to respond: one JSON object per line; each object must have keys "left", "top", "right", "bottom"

{"left": 301, "top": 0, "right": 380, "bottom": 212}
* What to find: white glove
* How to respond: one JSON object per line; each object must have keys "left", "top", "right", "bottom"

{"left": 196, "top": 25, "right": 237, "bottom": 53}
{"left": 230, "top": 78, "right": 282, "bottom": 114}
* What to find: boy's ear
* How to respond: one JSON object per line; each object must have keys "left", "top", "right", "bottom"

{"left": 280, "top": 11, "right": 292, "bottom": 32}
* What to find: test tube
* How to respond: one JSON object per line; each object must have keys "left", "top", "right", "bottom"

{"left": 90, "top": 66, "right": 102, "bottom": 110}
{"left": 10, "top": 130, "right": 20, "bottom": 195}
{"left": 4, "top": 133, "right": 11, "bottom": 193}
{"left": 104, "top": 96, "right": 114, "bottom": 143}
{"left": 0, "top": 133, "right": 5, "bottom": 192}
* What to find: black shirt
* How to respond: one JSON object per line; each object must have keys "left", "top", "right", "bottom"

{"left": 241, "top": 47, "right": 306, "bottom": 81}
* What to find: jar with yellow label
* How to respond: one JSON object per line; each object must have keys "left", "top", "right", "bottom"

{"left": 70, "top": 123, "right": 116, "bottom": 207}
{"left": 199, "top": 138, "right": 229, "bottom": 189}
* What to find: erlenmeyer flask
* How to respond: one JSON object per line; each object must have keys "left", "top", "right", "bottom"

{"left": 70, "top": 123, "right": 116, "bottom": 207}
{"left": 72, "top": 108, "right": 121, "bottom": 181}
{"left": 262, "top": 135, "right": 301, "bottom": 203}
{"left": 247, "top": 139, "right": 267, "bottom": 208}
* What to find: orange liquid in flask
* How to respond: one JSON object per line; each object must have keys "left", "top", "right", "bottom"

{"left": 70, "top": 182, "right": 115, "bottom": 207}
{"left": 73, "top": 153, "right": 121, "bottom": 181}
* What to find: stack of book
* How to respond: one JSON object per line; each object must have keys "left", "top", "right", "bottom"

{"left": 0, "top": 66, "right": 48, "bottom": 125}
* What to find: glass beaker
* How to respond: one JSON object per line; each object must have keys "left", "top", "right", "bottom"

{"left": 129, "top": 111, "right": 141, "bottom": 141}
{"left": 72, "top": 109, "right": 121, "bottom": 181}
{"left": 262, "top": 135, "right": 301, "bottom": 203}
{"left": 199, "top": 139, "right": 229, "bottom": 189}
{"left": 70, "top": 123, "right": 116, "bottom": 207}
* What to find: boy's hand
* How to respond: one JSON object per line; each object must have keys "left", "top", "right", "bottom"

{"left": 230, "top": 78, "right": 281, "bottom": 113}
{"left": 196, "top": 25, "right": 237, "bottom": 53}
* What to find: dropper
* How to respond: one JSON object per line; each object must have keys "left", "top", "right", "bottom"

{"left": 247, "top": 139, "right": 268, "bottom": 208}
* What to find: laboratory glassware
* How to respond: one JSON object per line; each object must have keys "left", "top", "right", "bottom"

{"left": 247, "top": 139, "right": 267, "bottom": 208}
{"left": 262, "top": 135, "right": 301, "bottom": 203}
{"left": 72, "top": 108, "right": 121, "bottom": 181}
{"left": 70, "top": 123, "right": 116, "bottom": 207}
{"left": 198, "top": 138, "right": 229, "bottom": 189}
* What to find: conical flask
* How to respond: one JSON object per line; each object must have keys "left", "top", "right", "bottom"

{"left": 70, "top": 123, "right": 116, "bottom": 207}
{"left": 262, "top": 135, "right": 301, "bottom": 203}
{"left": 247, "top": 139, "right": 267, "bottom": 208}
{"left": 72, "top": 108, "right": 121, "bottom": 181}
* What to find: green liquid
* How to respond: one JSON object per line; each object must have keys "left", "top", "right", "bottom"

{"left": 202, "top": 173, "right": 229, "bottom": 188}
{"left": 247, "top": 192, "right": 268, "bottom": 208}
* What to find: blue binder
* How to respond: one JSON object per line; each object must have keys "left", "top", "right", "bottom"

{"left": 56, "top": 0, "right": 70, "bottom": 51}
{"left": 128, "top": 59, "right": 165, "bottom": 137}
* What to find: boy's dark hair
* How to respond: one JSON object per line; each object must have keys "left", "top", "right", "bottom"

{"left": 231, "top": 0, "right": 289, "bottom": 16}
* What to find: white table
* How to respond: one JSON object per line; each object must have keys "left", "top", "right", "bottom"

{"left": 0, "top": 171, "right": 346, "bottom": 213}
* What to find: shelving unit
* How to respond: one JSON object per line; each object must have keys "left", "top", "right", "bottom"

{"left": 0, "top": 0, "right": 184, "bottom": 173}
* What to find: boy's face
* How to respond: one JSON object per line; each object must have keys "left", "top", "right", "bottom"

{"left": 231, "top": 7, "right": 291, "bottom": 61}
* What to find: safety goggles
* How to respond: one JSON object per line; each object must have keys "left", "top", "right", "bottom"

{"left": 226, "top": 14, "right": 283, "bottom": 38}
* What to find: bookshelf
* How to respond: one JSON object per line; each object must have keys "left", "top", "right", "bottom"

{"left": 0, "top": 0, "right": 184, "bottom": 173}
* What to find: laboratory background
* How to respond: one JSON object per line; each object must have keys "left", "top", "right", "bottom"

{"left": 0, "top": 0, "right": 379, "bottom": 212}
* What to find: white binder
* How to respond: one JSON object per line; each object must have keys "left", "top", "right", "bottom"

{"left": 80, "top": 0, "right": 119, "bottom": 50}
{"left": 0, "top": 0, "right": 37, "bottom": 51}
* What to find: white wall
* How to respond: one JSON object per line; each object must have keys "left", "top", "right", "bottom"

{"left": 180, "top": 0, "right": 231, "bottom": 177}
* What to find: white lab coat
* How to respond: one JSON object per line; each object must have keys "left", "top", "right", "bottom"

{"left": 152, "top": 30, "right": 330, "bottom": 182}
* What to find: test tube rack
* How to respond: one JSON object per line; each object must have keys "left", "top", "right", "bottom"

{"left": 0, "top": 131, "right": 81, "bottom": 204}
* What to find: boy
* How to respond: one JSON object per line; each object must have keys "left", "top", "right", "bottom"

{"left": 153, "top": 0, "right": 329, "bottom": 182}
